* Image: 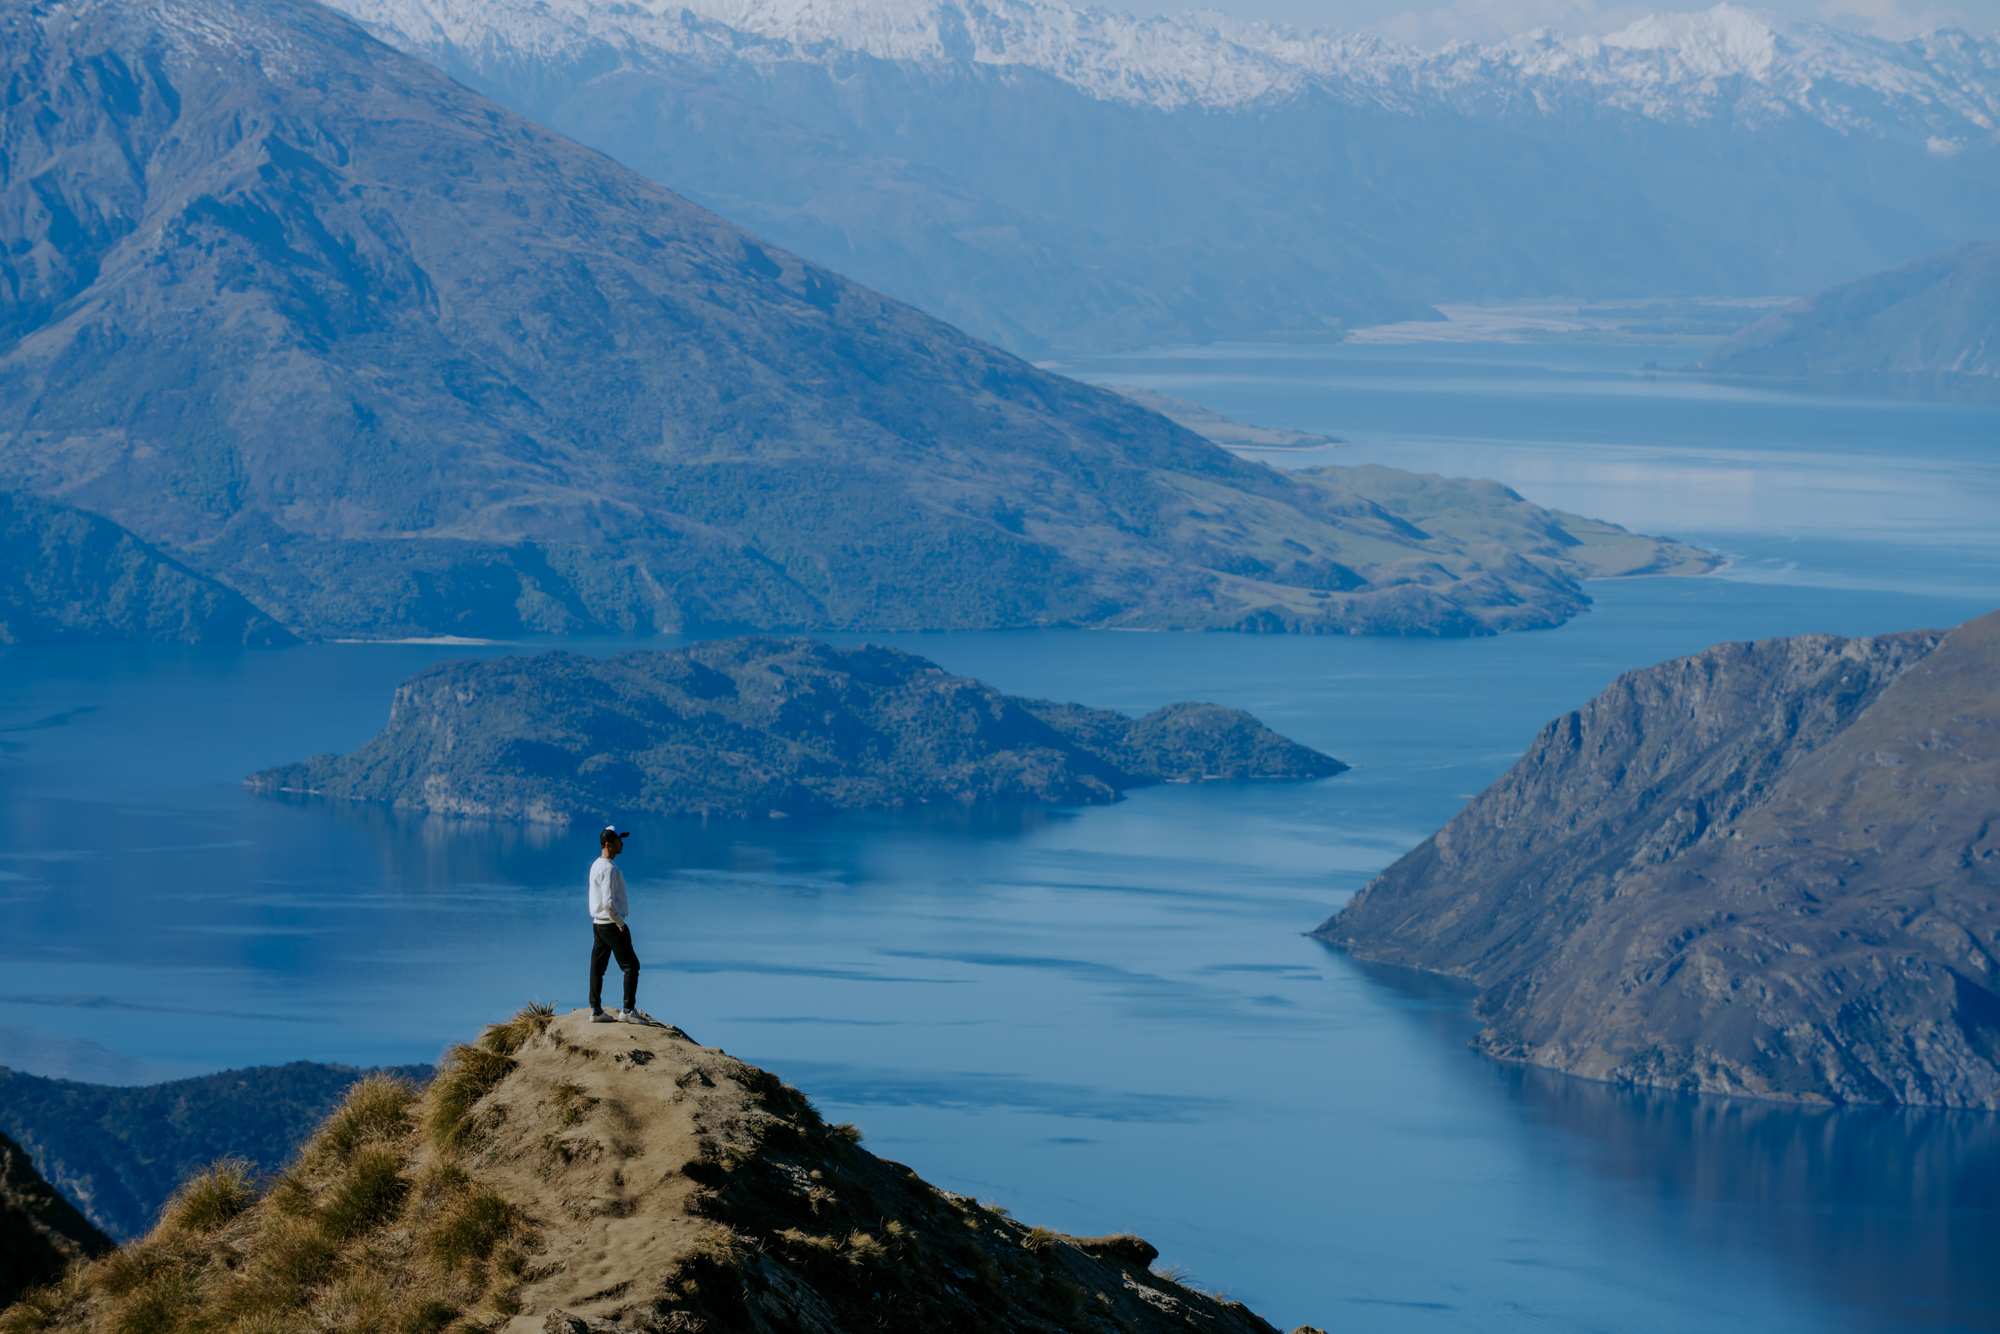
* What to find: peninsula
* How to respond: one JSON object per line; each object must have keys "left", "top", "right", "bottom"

{"left": 248, "top": 638, "right": 1345, "bottom": 822}
{"left": 0, "top": 492, "right": 290, "bottom": 646}
{"left": 1700, "top": 239, "right": 2000, "bottom": 399}
{"left": 1316, "top": 610, "right": 2000, "bottom": 1109}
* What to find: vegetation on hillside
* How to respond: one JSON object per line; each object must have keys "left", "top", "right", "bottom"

{"left": 0, "top": 1006, "right": 1311, "bottom": 1334}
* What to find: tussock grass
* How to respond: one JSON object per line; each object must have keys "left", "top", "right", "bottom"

{"left": 110, "top": 1270, "right": 188, "bottom": 1334}
{"left": 315, "top": 1077, "right": 419, "bottom": 1163}
{"left": 419, "top": 1188, "right": 514, "bottom": 1271}
{"left": 479, "top": 1002, "right": 553, "bottom": 1057}
{"left": 319, "top": 1148, "right": 408, "bottom": 1240}
{"left": 422, "top": 1005, "right": 548, "bottom": 1150}
{"left": 424, "top": 1046, "right": 516, "bottom": 1149}
{"left": 828, "top": 1122, "right": 863, "bottom": 1144}
{"left": 160, "top": 1161, "right": 257, "bottom": 1235}
{"left": 16, "top": 1007, "right": 552, "bottom": 1334}
{"left": 1022, "top": 1225, "right": 1057, "bottom": 1255}
{"left": 0, "top": 1272, "right": 88, "bottom": 1334}
{"left": 841, "top": 1231, "right": 887, "bottom": 1267}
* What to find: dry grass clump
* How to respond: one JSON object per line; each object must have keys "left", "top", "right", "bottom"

{"left": 426, "top": 1003, "right": 550, "bottom": 1149}
{"left": 4, "top": 1008, "right": 550, "bottom": 1334}
{"left": 159, "top": 1162, "right": 257, "bottom": 1235}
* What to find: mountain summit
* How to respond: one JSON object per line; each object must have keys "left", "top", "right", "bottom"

{"left": 3, "top": 1007, "right": 1307, "bottom": 1334}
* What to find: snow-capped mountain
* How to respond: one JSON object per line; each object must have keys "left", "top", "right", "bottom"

{"left": 328, "top": 0, "right": 2000, "bottom": 353}
{"left": 336, "top": 0, "right": 1998, "bottom": 135}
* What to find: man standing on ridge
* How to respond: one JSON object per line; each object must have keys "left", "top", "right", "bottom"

{"left": 589, "top": 826, "right": 647, "bottom": 1023}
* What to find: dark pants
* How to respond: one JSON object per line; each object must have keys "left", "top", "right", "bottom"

{"left": 589, "top": 923, "right": 640, "bottom": 1011}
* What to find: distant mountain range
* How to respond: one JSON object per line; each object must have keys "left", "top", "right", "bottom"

{"left": 330, "top": 0, "right": 2000, "bottom": 355}
{"left": 1701, "top": 238, "right": 2000, "bottom": 396}
{"left": 0, "top": 0, "right": 1710, "bottom": 642}
{"left": 1318, "top": 609, "right": 2000, "bottom": 1109}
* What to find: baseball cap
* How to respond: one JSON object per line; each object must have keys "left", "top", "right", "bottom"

{"left": 602, "top": 825, "right": 631, "bottom": 839}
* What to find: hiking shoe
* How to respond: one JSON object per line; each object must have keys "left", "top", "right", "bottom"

{"left": 619, "top": 1009, "right": 654, "bottom": 1024}
{"left": 590, "top": 1008, "right": 616, "bottom": 1023}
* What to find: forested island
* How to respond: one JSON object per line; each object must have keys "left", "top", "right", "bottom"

{"left": 249, "top": 638, "right": 1345, "bottom": 822}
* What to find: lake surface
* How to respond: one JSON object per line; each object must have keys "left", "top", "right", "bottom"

{"left": 4, "top": 341, "right": 1998, "bottom": 1332}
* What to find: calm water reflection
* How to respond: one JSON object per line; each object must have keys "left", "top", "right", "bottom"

{"left": 4, "top": 343, "right": 1998, "bottom": 1331}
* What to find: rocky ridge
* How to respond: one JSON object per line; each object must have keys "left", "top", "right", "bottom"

{"left": 1315, "top": 609, "right": 2000, "bottom": 1108}
{"left": 246, "top": 638, "right": 1346, "bottom": 822}
{"left": 0, "top": 1007, "right": 1309, "bottom": 1334}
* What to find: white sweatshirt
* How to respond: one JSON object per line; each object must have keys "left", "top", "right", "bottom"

{"left": 589, "top": 856, "right": 628, "bottom": 925}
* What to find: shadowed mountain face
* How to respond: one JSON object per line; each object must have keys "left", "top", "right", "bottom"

{"left": 0, "top": 491, "right": 292, "bottom": 645}
{"left": 1, "top": 1131, "right": 114, "bottom": 1308}
{"left": 246, "top": 637, "right": 1346, "bottom": 821}
{"left": 1701, "top": 239, "right": 2000, "bottom": 398}
{"left": 1316, "top": 609, "right": 2000, "bottom": 1109}
{"left": 0, "top": 0, "right": 1692, "bottom": 642}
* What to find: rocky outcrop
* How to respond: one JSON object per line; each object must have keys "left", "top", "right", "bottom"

{"left": 247, "top": 638, "right": 1344, "bottom": 821}
{"left": 1315, "top": 609, "right": 2000, "bottom": 1108}
{"left": 1, "top": 1132, "right": 113, "bottom": 1309}
{"left": 0, "top": 491, "right": 289, "bottom": 645}
{"left": 1, "top": 1007, "right": 1304, "bottom": 1334}
{"left": 1700, "top": 240, "right": 2000, "bottom": 398}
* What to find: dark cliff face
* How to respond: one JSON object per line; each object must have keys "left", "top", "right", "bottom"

{"left": 1317, "top": 610, "right": 2000, "bottom": 1109}
{"left": 0, "top": 0, "right": 1648, "bottom": 641}
{"left": 1, "top": 1130, "right": 114, "bottom": 1308}
{"left": 0, "top": 491, "right": 291, "bottom": 645}
{"left": 246, "top": 637, "right": 1345, "bottom": 821}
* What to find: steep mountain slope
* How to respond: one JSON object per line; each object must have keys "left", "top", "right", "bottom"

{"left": 1700, "top": 238, "right": 2000, "bottom": 396}
{"left": 1, "top": 1132, "right": 112, "bottom": 1310}
{"left": 0, "top": 1063, "right": 432, "bottom": 1242}
{"left": 246, "top": 638, "right": 1344, "bottom": 822}
{"left": 333, "top": 0, "right": 2000, "bottom": 354}
{"left": 1315, "top": 610, "right": 2000, "bottom": 1109}
{"left": 0, "top": 491, "right": 291, "bottom": 645}
{"left": 0, "top": 1008, "right": 1306, "bottom": 1334}
{"left": 0, "top": 0, "right": 1701, "bottom": 640}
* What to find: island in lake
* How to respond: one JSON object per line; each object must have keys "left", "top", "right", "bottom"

{"left": 249, "top": 638, "right": 1345, "bottom": 822}
{"left": 1317, "top": 608, "right": 2000, "bottom": 1109}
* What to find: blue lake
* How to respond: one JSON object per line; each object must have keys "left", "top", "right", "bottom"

{"left": 3, "top": 341, "right": 1998, "bottom": 1331}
